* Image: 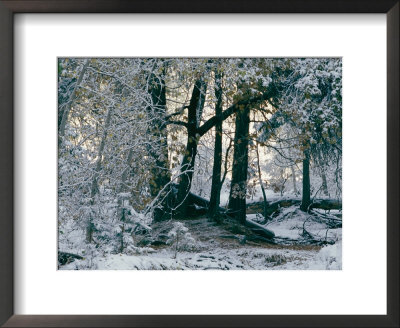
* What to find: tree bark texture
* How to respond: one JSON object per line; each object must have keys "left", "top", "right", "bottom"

{"left": 300, "top": 149, "right": 311, "bottom": 212}
{"left": 208, "top": 73, "right": 223, "bottom": 219}
{"left": 228, "top": 106, "right": 250, "bottom": 224}
{"left": 147, "top": 72, "right": 172, "bottom": 220}
{"left": 175, "top": 80, "right": 207, "bottom": 218}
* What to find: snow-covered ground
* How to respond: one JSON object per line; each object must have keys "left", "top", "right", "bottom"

{"left": 60, "top": 206, "right": 342, "bottom": 270}
{"left": 62, "top": 243, "right": 341, "bottom": 270}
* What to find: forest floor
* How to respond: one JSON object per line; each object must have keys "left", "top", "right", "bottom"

{"left": 61, "top": 205, "right": 342, "bottom": 270}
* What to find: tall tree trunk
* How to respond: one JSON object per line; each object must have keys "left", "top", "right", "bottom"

{"left": 208, "top": 73, "right": 223, "bottom": 219}
{"left": 147, "top": 71, "right": 172, "bottom": 221}
{"left": 87, "top": 108, "right": 113, "bottom": 243}
{"left": 300, "top": 149, "right": 311, "bottom": 212}
{"left": 166, "top": 79, "right": 277, "bottom": 218}
{"left": 175, "top": 80, "right": 207, "bottom": 218}
{"left": 228, "top": 106, "right": 250, "bottom": 224}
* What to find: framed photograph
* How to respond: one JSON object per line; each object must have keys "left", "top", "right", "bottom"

{"left": 1, "top": 1, "right": 398, "bottom": 327}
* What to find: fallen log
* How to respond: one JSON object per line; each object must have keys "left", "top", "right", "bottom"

{"left": 58, "top": 251, "right": 83, "bottom": 265}
{"left": 247, "top": 198, "right": 341, "bottom": 215}
{"left": 186, "top": 192, "right": 227, "bottom": 216}
{"left": 173, "top": 182, "right": 341, "bottom": 216}
{"left": 245, "top": 218, "right": 275, "bottom": 239}
{"left": 309, "top": 199, "right": 342, "bottom": 211}
{"left": 246, "top": 199, "right": 299, "bottom": 215}
{"left": 187, "top": 193, "right": 210, "bottom": 209}
{"left": 182, "top": 189, "right": 276, "bottom": 240}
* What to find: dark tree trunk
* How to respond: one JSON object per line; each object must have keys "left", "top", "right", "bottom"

{"left": 208, "top": 73, "right": 223, "bottom": 219}
{"left": 165, "top": 79, "right": 277, "bottom": 218}
{"left": 147, "top": 71, "right": 172, "bottom": 221}
{"left": 300, "top": 149, "right": 311, "bottom": 211}
{"left": 175, "top": 80, "right": 207, "bottom": 218}
{"left": 228, "top": 106, "right": 250, "bottom": 224}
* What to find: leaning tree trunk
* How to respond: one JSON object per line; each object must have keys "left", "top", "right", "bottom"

{"left": 175, "top": 80, "right": 207, "bottom": 218}
{"left": 228, "top": 106, "right": 250, "bottom": 224}
{"left": 300, "top": 149, "right": 311, "bottom": 212}
{"left": 208, "top": 72, "right": 223, "bottom": 219}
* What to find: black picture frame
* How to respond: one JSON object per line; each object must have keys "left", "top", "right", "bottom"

{"left": 0, "top": 1, "right": 398, "bottom": 327}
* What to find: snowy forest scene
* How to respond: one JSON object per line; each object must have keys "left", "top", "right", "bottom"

{"left": 58, "top": 58, "right": 342, "bottom": 270}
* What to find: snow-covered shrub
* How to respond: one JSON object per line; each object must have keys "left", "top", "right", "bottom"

{"left": 59, "top": 190, "right": 153, "bottom": 259}
{"left": 167, "top": 222, "right": 196, "bottom": 258}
